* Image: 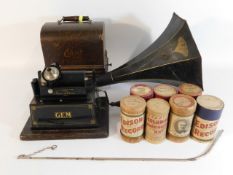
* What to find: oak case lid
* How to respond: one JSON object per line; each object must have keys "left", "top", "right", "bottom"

{"left": 40, "top": 21, "right": 107, "bottom": 72}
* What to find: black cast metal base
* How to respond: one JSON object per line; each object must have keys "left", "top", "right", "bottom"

{"left": 20, "top": 97, "right": 109, "bottom": 140}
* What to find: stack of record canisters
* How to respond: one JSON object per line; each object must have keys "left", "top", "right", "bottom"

{"left": 119, "top": 83, "right": 224, "bottom": 143}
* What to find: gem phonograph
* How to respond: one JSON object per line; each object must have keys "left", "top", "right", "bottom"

{"left": 20, "top": 14, "right": 203, "bottom": 140}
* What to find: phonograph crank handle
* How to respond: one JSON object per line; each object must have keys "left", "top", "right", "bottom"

{"left": 17, "top": 130, "right": 223, "bottom": 161}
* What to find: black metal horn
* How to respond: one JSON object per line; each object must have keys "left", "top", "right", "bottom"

{"left": 96, "top": 13, "right": 203, "bottom": 89}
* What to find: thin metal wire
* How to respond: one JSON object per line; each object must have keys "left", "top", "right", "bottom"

{"left": 18, "top": 145, "right": 57, "bottom": 159}
{"left": 17, "top": 130, "right": 223, "bottom": 162}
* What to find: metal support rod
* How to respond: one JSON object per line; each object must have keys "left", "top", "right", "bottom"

{"left": 18, "top": 130, "right": 223, "bottom": 162}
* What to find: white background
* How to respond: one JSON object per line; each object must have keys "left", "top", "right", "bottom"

{"left": 0, "top": 0, "right": 233, "bottom": 174}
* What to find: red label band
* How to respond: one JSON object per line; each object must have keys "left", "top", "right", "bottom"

{"left": 191, "top": 116, "right": 219, "bottom": 141}
{"left": 145, "top": 113, "right": 168, "bottom": 142}
{"left": 120, "top": 112, "right": 145, "bottom": 138}
{"left": 121, "top": 125, "right": 144, "bottom": 135}
{"left": 122, "top": 117, "right": 144, "bottom": 126}
{"left": 192, "top": 128, "right": 217, "bottom": 139}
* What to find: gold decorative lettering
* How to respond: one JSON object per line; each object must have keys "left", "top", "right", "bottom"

{"left": 55, "top": 112, "right": 72, "bottom": 119}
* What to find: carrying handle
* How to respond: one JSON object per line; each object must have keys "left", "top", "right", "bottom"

{"left": 58, "top": 16, "right": 91, "bottom": 24}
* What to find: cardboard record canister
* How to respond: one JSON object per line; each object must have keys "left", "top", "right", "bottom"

{"left": 145, "top": 98, "right": 170, "bottom": 144}
{"left": 178, "top": 83, "right": 202, "bottom": 98}
{"left": 130, "top": 84, "right": 154, "bottom": 100}
{"left": 153, "top": 84, "right": 177, "bottom": 101}
{"left": 167, "top": 94, "right": 197, "bottom": 143}
{"left": 120, "top": 95, "right": 146, "bottom": 143}
{"left": 191, "top": 95, "right": 224, "bottom": 142}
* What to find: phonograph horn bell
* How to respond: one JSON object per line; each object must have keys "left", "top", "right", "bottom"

{"left": 96, "top": 13, "right": 203, "bottom": 89}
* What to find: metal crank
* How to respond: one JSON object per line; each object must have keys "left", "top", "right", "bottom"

{"left": 17, "top": 130, "right": 223, "bottom": 162}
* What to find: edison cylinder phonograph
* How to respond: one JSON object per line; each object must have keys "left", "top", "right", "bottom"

{"left": 20, "top": 13, "right": 203, "bottom": 140}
